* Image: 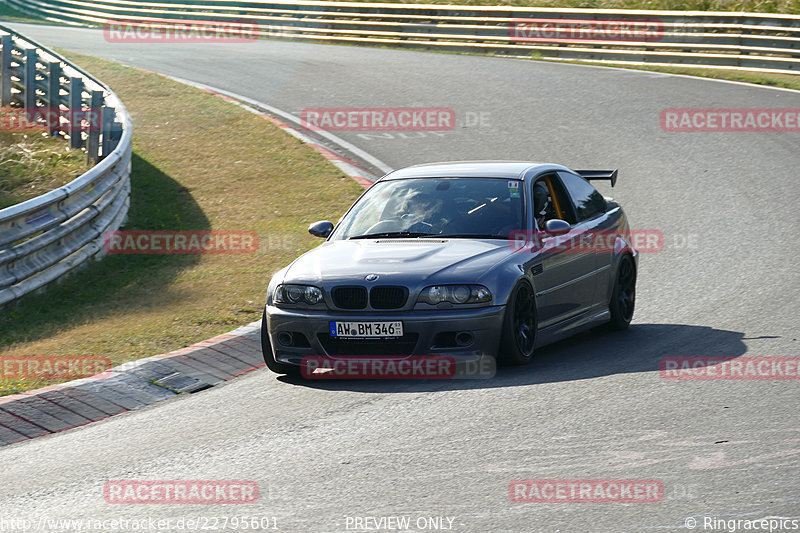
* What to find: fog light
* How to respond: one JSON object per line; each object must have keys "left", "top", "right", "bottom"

{"left": 455, "top": 332, "right": 473, "bottom": 347}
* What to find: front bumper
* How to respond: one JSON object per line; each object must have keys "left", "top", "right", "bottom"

{"left": 265, "top": 304, "right": 506, "bottom": 366}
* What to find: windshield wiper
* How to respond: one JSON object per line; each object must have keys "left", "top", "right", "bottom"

{"left": 438, "top": 233, "right": 508, "bottom": 239}
{"left": 349, "top": 231, "right": 437, "bottom": 240}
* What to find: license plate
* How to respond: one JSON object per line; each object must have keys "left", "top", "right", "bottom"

{"left": 329, "top": 321, "right": 403, "bottom": 338}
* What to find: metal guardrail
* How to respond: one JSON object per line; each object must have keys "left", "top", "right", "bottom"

{"left": 5, "top": 0, "right": 800, "bottom": 74}
{"left": 0, "top": 25, "right": 131, "bottom": 306}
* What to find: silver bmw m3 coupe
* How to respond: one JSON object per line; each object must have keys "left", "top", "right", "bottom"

{"left": 261, "top": 161, "right": 638, "bottom": 377}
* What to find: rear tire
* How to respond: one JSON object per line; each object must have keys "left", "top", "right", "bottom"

{"left": 498, "top": 280, "right": 537, "bottom": 365}
{"left": 261, "top": 310, "right": 301, "bottom": 376}
{"left": 608, "top": 255, "right": 636, "bottom": 330}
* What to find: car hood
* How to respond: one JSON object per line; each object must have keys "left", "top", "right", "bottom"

{"left": 282, "top": 238, "right": 512, "bottom": 285}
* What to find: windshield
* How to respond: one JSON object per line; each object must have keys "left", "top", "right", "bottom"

{"left": 332, "top": 177, "right": 525, "bottom": 240}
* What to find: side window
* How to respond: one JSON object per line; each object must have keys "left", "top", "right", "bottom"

{"left": 557, "top": 172, "right": 607, "bottom": 222}
{"left": 532, "top": 175, "right": 576, "bottom": 226}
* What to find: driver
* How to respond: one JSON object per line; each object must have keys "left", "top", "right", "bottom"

{"left": 402, "top": 192, "right": 440, "bottom": 233}
{"left": 404, "top": 192, "right": 434, "bottom": 216}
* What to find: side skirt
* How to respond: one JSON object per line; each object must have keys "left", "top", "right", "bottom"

{"left": 534, "top": 308, "right": 610, "bottom": 349}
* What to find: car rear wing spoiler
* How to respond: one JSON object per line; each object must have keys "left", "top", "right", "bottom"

{"left": 575, "top": 169, "right": 618, "bottom": 187}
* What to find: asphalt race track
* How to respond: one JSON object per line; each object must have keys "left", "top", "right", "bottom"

{"left": 1, "top": 22, "right": 799, "bottom": 532}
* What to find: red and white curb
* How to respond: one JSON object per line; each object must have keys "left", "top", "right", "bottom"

{"left": 0, "top": 321, "right": 263, "bottom": 446}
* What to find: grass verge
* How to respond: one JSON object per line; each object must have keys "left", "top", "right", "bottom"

{"left": 0, "top": 127, "right": 88, "bottom": 209}
{"left": 0, "top": 52, "right": 365, "bottom": 396}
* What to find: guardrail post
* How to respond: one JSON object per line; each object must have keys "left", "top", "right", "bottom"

{"left": 109, "top": 120, "right": 122, "bottom": 154}
{"left": 0, "top": 25, "right": 132, "bottom": 307}
{"left": 68, "top": 76, "right": 83, "bottom": 149}
{"left": 87, "top": 90, "right": 102, "bottom": 163}
{"left": 1, "top": 34, "right": 12, "bottom": 106}
{"left": 24, "top": 47, "right": 36, "bottom": 117}
{"left": 101, "top": 105, "right": 114, "bottom": 157}
{"left": 47, "top": 60, "right": 61, "bottom": 135}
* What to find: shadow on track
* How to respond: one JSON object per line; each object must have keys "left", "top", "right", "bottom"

{"left": 276, "top": 323, "right": 746, "bottom": 392}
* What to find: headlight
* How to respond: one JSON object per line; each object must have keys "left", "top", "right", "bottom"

{"left": 417, "top": 285, "right": 492, "bottom": 305}
{"left": 275, "top": 284, "right": 324, "bottom": 305}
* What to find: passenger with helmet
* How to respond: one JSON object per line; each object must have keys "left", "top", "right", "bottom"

{"left": 533, "top": 180, "right": 556, "bottom": 229}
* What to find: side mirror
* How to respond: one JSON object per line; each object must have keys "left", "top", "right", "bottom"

{"left": 544, "top": 219, "right": 570, "bottom": 236}
{"left": 308, "top": 220, "right": 334, "bottom": 238}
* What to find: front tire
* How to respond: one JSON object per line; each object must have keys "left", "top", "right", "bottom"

{"left": 608, "top": 254, "right": 636, "bottom": 330}
{"left": 261, "top": 309, "right": 300, "bottom": 376}
{"left": 498, "top": 280, "right": 537, "bottom": 365}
